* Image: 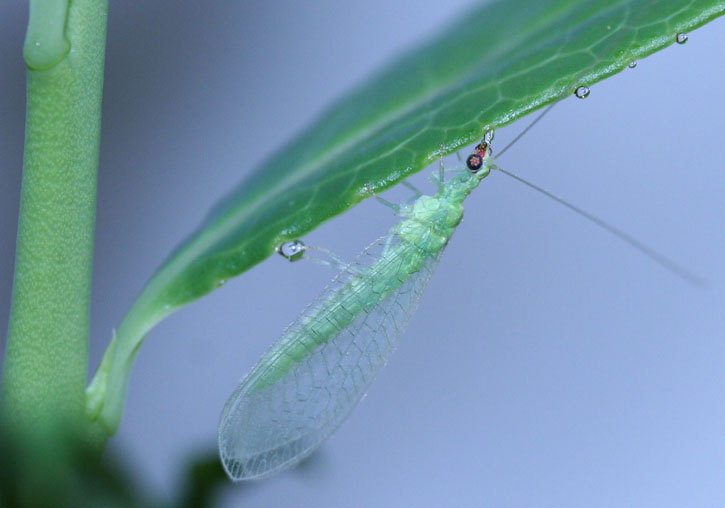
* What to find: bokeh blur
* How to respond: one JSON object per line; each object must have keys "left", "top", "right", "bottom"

{"left": 1, "top": 2, "right": 725, "bottom": 507}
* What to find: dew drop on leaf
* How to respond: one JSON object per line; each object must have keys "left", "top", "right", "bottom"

{"left": 574, "top": 86, "right": 590, "bottom": 99}
{"left": 278, "top": 240, "right": 307, "bottom": 261}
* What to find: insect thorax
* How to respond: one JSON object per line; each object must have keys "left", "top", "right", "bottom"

{"left": 397, "top": 195, "right": 463, "bottom": 253}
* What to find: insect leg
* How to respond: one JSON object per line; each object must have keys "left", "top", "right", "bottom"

{"left": 437, "top": 144, "right": 445, "bottom": 188}
{"left": 401, "top": 180, "right": 422, "bottom": 199}
{"left": 277, "top": 240, "right": 358, "bottom": 273}
{"left": 400, "top": 181, "right": 423, "bottom": 207}
{"left": 430, "top": 147, "right": 446, "bottom": 190}
{"left": 381, "top": 232, "right": 396, "bottom": 257}
{"left": 365, "top": 182, "right": 402, "bottom": 215}
{"left": 429, "top": 143, "right": 457, "bottom": 189}
{"left": 305, "top": 245, "right": 357, "bottom": 272}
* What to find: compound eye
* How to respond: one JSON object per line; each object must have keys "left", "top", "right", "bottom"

{"left": 466, "top": 154, "right": 483, "bottom": 173}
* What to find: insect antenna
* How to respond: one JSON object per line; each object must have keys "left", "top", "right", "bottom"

{"left": 478, "top": 1, "right": 703, "bottom": 285}
{"left": 496, "top": 101, "right": 556, "bottom": 159}
{"left": 490, "top": 163, "right": 704, "bottom": 287}
{"left": 493, "top": 0, "right": 655, "bottom": 160}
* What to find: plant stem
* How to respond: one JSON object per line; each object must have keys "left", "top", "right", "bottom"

{"left": 2, "top": 0, "right": 108, "bottom": 436}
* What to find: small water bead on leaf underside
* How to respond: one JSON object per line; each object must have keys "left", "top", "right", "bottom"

{"left": 676, "top": 32, "right": 688, "bottom": 44}
{"left": 277, "top": 240, "right": 307, "bottom": 261}
{"left": 628, "top": 61, "right": 637, "bottom": 69}
{"left": 574, "top": 86, "right": 590, "bottom": 99}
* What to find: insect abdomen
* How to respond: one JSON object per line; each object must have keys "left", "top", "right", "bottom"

{"left": 247, "top": 239, "right": 432, "bottom": 392}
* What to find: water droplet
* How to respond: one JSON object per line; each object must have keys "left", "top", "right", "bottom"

{"left": 483, "top": 130, "right": 495, "bottom": 144}
{"left": 676, "top": 32, "right": 688, "bottom": 44}
{"left": 628, "top": 60, "right": 637, "bottom": 69}
{"left": 278, "top": 240, "right": 306, "bottom": 261}
{"left": 574, "top": 86, "right": 590, "bottom": 99}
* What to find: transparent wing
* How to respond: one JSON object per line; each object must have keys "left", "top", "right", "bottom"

{"left": 218, "top": 233, "right": 443, "bottom": 480}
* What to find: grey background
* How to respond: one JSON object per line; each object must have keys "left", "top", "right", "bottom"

{"left": 2, "top": 2, "right": 725, "bottom": 507}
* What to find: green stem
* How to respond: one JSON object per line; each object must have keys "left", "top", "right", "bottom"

{"left": 2, "top": 0, "right": 108, "bottom": 436}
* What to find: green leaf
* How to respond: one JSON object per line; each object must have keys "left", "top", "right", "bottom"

{"left": 87, "top": 0, "right": 725, "bottom": 435}
{"left": 145, "top": 0, "right": 725, "bottom": 312}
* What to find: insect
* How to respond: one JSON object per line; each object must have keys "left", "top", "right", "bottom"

{"left": 218, "top": 135, "right": 496, "bottom": 480}
{"left": 217, "top": 77, "right": 701, "bottom": 480}
{"left": 217, "top": 12, "right": 702, "bottom": 478}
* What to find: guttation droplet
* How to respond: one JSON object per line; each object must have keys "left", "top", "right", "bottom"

{"left": 628, "top": 61, "right": 637, "bottom": 69}
{"left": 483, "top": 129, "right": 495, "bottom": 144}
{"left": 574, "top": 86, "right": 590, "bottom": 99}
{"left": 278, "top": 240, "right": 306, "bottom": 260}
{"left": 676, "top": 32, "right": 688, "bottom": 44}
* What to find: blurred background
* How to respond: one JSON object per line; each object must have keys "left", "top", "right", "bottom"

{"left": 1, "top": 2, "right": 725, "bottom": 507}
